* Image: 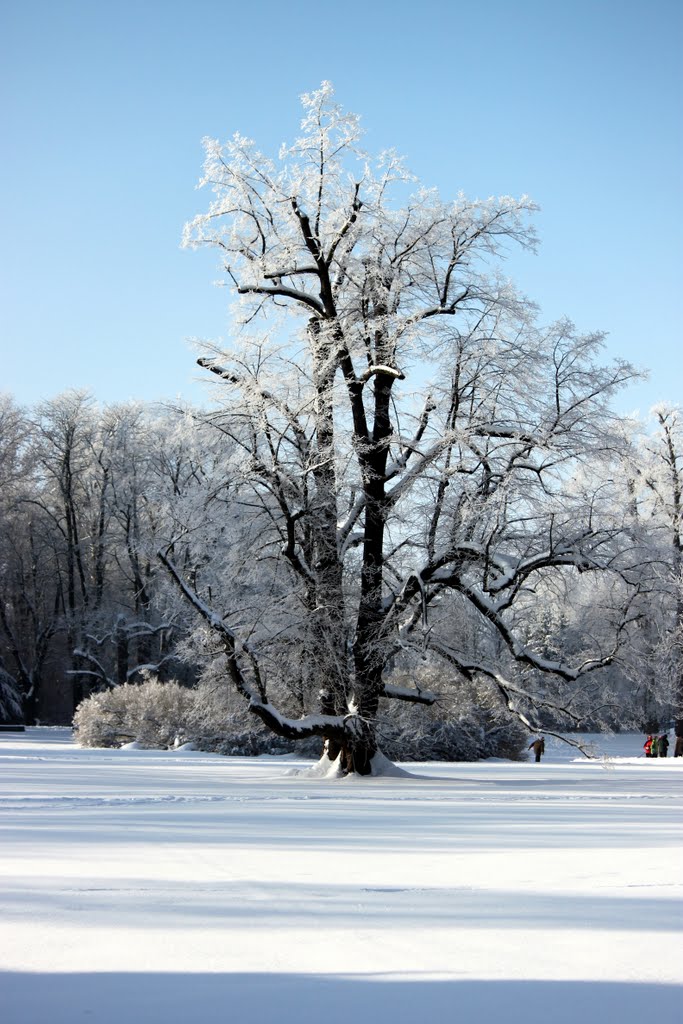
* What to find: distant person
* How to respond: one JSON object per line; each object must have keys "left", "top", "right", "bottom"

{"left": 657, "top": 734, "right": 669, "bottom": 758}
{"left": 644, "top": 735, "right": 655, "bottom": 757}
{"left": 528, "top": 737, "right": 545, "bottom": 763}
{"left": 674, "top": 721, "right": 683, "bottom": 758}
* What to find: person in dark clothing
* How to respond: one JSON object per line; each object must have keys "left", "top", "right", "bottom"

{"left": 528, "top": 737, "right": 545, "bottom": 763}
{"left": 674, "top": 736, "right": 683, "bottom": 758}
{"left": 657, "top": 734, "right": 669, "bottom": 757}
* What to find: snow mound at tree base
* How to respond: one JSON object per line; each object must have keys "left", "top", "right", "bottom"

{"left": 288, "top": 749, "right": 416, "bottom": 779}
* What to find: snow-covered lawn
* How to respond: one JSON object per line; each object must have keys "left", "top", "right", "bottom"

{"left": 0, "top": 729, "right": 681, "bottom": 1023}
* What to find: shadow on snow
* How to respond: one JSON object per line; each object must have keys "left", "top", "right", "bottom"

{"left": 1, "top": 972, "right": 681, "bottom": 1024}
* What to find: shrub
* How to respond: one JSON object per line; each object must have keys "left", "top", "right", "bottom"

{"left": 74, "top": 673, "right": 305, "bottom": 755}
{"left": 377, "top": 669, "right": 529, "bottom": 762}
{"left": 73, "top": 675, "right": 195, "bottom": 749}
{"left": 74, "top": 667, "right": 527, "bottom": 762}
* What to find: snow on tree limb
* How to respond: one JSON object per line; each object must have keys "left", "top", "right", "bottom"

{"left": 382, "top": 683, "right": 438, "bottom": 705}
{"left": 157, "top": 548, "right": 360, "bottom": 744}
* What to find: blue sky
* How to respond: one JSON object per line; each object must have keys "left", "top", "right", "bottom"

{"left": 2, "top": 0, "right": 681, "bottom": 417}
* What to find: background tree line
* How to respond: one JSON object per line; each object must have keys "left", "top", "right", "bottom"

{"left": 0, "top": 392, "right": 205, "bottom": 723}
{"left": 0, "top": 387, "right": 680, "bottom": 747}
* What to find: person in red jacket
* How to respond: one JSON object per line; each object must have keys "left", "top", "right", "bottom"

{"left": 644, "top": 735, "right": 654, "bottom": 757}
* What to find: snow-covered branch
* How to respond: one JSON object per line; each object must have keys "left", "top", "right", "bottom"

{"left": 382, "top": 682, "right": 438, "bottom": 706}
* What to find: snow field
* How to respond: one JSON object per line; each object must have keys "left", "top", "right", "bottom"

{"left": 0, "top": 728, "right": 681, "bottom": 1023}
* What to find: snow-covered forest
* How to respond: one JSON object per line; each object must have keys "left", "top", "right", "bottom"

{"left": 1, "top": 86, "right": 681, "bottom": 768}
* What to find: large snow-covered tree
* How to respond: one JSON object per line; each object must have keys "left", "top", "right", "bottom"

{"left": 164, "top": 82, "right": 642, "bottom": 773}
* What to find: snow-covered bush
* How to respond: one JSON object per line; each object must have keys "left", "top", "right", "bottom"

{"left": 74, "top": 667, "right": 526, "bottom": 762}
{"left": 377, "top": 669, "right": 529, "bottom": 762}
{"left": 185, "top": 674, "right": 302, "bottom": 755}
{"left": 73, "top": 674, "right": 195, "bottom": 749}
{"left": 74, "top": 672, "right": 310, "bottom": 755}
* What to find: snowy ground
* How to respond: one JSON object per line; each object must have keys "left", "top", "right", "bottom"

{"left": 0, "top": 729, "right": 681, "bottom": 1023}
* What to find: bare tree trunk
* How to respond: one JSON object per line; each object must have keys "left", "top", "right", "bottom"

{"left": 308, "top": 321, "right": 351, "bottom": 758}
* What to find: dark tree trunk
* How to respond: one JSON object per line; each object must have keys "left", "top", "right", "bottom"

{"left": 20, "top": 686, "right": 36, "bottom": 725}
{"left": 115, "top": 617, "right": 129, "bottom": 685}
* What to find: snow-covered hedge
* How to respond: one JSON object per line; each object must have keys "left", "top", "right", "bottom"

{"left": 73, "top": 674, "right": 302, "bottom": 755}
{"left": 73, "top": 676, "right": 196, "bottom": 749}
{"left": 377, "top": 673, "right": 529, "bottom": 762}
{"left": 74, "top": 671, "right": 528, "bottom": 762}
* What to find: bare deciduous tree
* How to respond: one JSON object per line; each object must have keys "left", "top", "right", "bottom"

{"left": 166, "top": 87, "right": 643, "bottom": 770}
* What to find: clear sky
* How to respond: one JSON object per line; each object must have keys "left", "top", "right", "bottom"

{"left": 2, "top": 0, "right": 681, "bottom": 417}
